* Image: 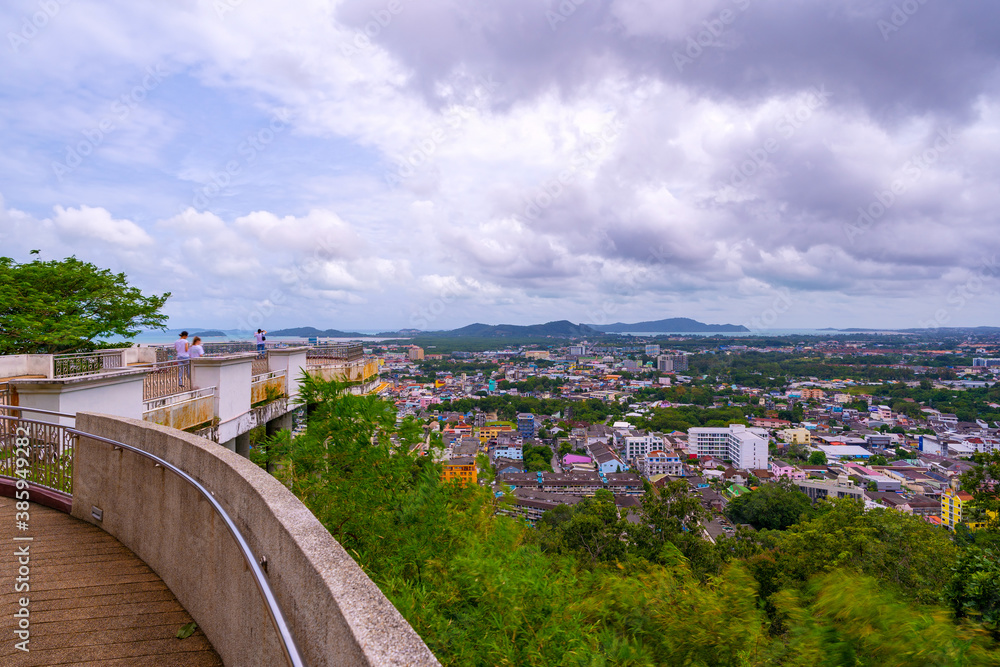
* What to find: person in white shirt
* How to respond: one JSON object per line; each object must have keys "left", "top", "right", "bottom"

{"left": 255, "top": 329, "right": 267, "bottom": 358}
{"left": 189, "top": 336, "right": 205, "bottom": 359}
{"left": 174, "top": 331, "right": 190, "bottom": 386}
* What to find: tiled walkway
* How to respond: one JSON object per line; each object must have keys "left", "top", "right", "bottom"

{"left": 0, "top": 496, "right": 222, "bottom": 666}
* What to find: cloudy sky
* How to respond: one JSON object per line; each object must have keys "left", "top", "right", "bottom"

{"left": 2, "top": 0, "right": 999, "bottom": 332}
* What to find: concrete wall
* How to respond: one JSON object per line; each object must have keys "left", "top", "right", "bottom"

{"left": 0, "top": 354, "right": 53, "bottom": 379}
{"left": 73, "top": 413, "right": 440, "bottom": 667}
{"left": 191, "top": 355, "right": 254, "bottom": 439}
{"left": 143, "top": 393, "right": 215, "bottom": 431}
{"left": 268, "top": 348, "right": 309, "bottom": 400}
{"left": 11, "top": 372, "right": 146, "bottom": 425}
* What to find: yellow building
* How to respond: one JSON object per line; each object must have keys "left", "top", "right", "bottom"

{"left": 524, "top": 350, "right": 550, "bottom": 360}
{"left": 479, "top": 424, "right": 514, "bottom": 443}
{"left": 802, "top": 388, "right": 825, "bottom": 400}
{"left": 778, "top": 428, "right": 811, "bottom": 445}
{"left": 941, "top": 487, "right": 994, "bottom": 530}
{"left": 408, "top": 346, "right": 425, "bottom": 361}
{"left": 442, "top": 457, "right": 478, "bottom": 485}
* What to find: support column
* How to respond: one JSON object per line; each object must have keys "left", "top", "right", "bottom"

{"left": 235, "top": 432, "right": 250, "bottom": 458}
{"left": 266, "top": 412, "right": 293, "bottom": 438}
{"left": 220, "top": 437, "right": 237, "bottom": 452}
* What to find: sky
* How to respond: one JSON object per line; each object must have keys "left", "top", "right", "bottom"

{"left": 1, "top": 0, "right": 999, "bottom": 332}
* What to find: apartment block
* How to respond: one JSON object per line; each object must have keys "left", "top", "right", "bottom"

{"left": 687, "top": 424, "right": 768, "bottom": 470}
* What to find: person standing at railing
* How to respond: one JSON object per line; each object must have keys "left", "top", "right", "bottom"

{"left": 189, "top": 337, "right": 205, "bottom": 359}
{"left": 255, "top": 329, "right": 267, "bottom": 358}
{"left": 175, "top": 331, "right": 191, "bottom": 387}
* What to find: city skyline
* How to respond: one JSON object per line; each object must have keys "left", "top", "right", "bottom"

{"left": 2, "top": 0, "right": 1000, "bottom": 331}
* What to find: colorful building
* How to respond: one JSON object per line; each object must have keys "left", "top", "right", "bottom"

{"left": 941, "top": 487, "right": 994, "bottom": 530}
{"left": 442, "top": 456, "right": 478, "bottom": 486}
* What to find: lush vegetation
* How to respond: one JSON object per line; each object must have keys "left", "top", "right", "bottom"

{"left": 0, "top": 255, "right": 169, "bottom": 354}
{"left": 259, "top": 378, "right": 1000, "bottom": 666}
{"left": 725, "top": 480, "right": 814, "bottom": 531}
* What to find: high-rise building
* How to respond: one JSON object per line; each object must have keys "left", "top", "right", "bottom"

{"left": 973, "top": 358, "right": 1000, "bottom": 367}
{"left": 408, "top": 346, "right": 424, "bottom": 361}
{"left": 644, "top": 344, "right": 661, "bottom": 356}
{"left": 688, "top": 424, "right": 768, "bottom": 469}
{"left": 517, "top": 413, "right": 535, "bottom": 439}
{"left": 657, "top": 354, "right": 688, "bottom": 372}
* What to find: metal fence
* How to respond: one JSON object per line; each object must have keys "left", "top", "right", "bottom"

{"left": 0, "top": 382, "right": 9, "bottom": 406}
{"left": 154, "top": 341, "right": 306, "bottom": 362}
{"left": 252, "top": 357, "right": 270, "bottom": 376}
{"left": 307, "top": 342, "right": 364, "bottom": 361}
{"left": 53, "top": 349, "right": 125, "bottom": 378}
{"left": 143, "top": 360, "right": 193, "bottom": 400}
{"left": 0, "top": 414, "right": 77, "bottom": 495}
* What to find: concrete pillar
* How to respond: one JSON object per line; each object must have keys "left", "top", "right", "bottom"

{"left": 220, "top": 437, "right": 237, "bottom": 452}
{"left": 266, "top": 412, "right": 293, "bottom": 438}
{"left": 235, "top": 432, "right": 250, "bottom": 458}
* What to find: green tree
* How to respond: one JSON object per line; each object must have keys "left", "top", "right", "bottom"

{"left": 0, "top": 255, "right": 169, "bottom": 353}
{"left": 725, "top": 480, "right": 813, "bottom": 531}
{"left": 962, "top": 451, "right": 1000, "bottom": 530}
{"left": 807, "top": 451, "right": 827, "bottom": 465}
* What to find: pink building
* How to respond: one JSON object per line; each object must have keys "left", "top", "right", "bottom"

{"left": 770, "top": 460, "right": 805, "bottom": 480}
{"left": 562, "top": 454, "right": 592, "bottom": 467}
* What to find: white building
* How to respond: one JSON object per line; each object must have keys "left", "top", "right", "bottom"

{"left": 492, "top": 444, "right": 523, "bottom": 460}
{"left": 622, "top": 434, "right": 662, "bottom": 461}
{"left": 687, "top": 424, "right": 768, "bottom": 470}
{"left": 639, "top": 450, "right": 683, "bottom": 477}
{"left": 644, "top": 344, "right": 661, "bottom": 356}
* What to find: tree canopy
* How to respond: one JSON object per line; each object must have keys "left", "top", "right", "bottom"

{"left": 0, "top": 255, "right": 169, "bottom": 354}
{"left": 725, "top": 480, "right": 813, "bottom": 531}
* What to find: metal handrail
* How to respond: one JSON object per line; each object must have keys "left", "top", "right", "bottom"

{"left": 66, "top": 428, "right": 306, "bottom": 667}
{"left": 0, "top": 405, "right": 77, "bottom": 419}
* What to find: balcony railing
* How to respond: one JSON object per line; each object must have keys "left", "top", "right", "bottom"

{"left": 155, "top": 341, "right": 306, "bottom": 362}
{"left": 252, "top": 356, "right": 270, "bottom": 376}
{"left": 143, "top": 359, "right": 193, "bottom": 400}
{"left": 53, "top": 349, "right": 124, "bottom": 378}
{"left": 307, "top": 342, "right": 364, "bottom": 361}
{"left": 0, "top": 408, "right": 77, "bottom": 495}
{"left": 0, "top": 381, "right": 9, "bottom": 405}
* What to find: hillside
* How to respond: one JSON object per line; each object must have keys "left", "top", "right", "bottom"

{"left": 427, "top": 320, "right": 598, "bottom": 338}
{"left": 268, "top": 326, "right": 368, "bottom": 338}
{"left": 589, "top": 317, "right": 749, "bottom": 333}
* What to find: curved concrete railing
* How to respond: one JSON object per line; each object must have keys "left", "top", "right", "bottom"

{"left": 73, "top": 412, "right": 440, "bottom": 667}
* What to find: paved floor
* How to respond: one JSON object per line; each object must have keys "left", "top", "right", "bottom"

{"left": 0, "top": 496, "right": 222, "bottom": 666}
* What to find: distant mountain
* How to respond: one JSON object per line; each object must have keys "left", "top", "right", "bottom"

{"left": 268, "top": 326, "right": 368, "bottom": 338}
{"left": 588, "top": 317, "right": 750, "bottom": 333}
{"left": 424, "top": 320, "right": 599, "bottom": 338}
{"left": 191, "top": 330, "right": 227, "bottom": 337}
